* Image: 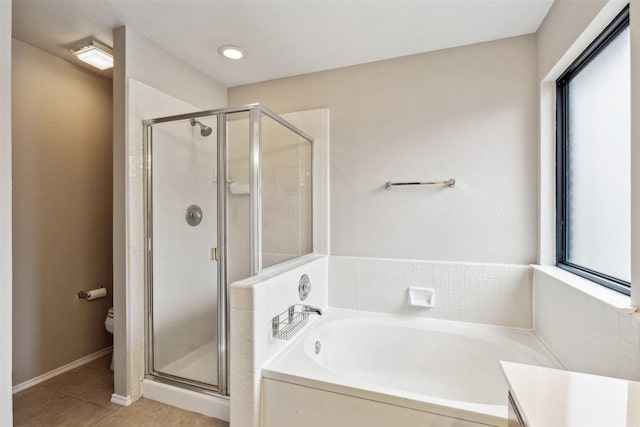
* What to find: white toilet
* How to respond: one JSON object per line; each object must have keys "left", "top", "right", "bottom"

{"left": 104, "top": 307, "right": 114, "bottom": 371}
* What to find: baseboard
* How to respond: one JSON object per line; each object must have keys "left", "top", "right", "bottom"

{"left": 111, "top": 393, "right": 132, "bottom": 406}
{"left": 12, "top": 346, "right": 113, "bottom": 394}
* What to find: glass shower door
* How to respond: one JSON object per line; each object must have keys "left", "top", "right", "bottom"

{"left": 147, "top": 116, "right": 219, "bottom": 389}
{"left": 143, "top": 104, "right": 314, "bottom": 396}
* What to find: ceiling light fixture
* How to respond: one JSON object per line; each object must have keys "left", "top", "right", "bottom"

{"left": 70, "top": 40, "right": 113, "bottom": 70}
{"left": 218, "top": 45, "right": 246, "bottom": 60}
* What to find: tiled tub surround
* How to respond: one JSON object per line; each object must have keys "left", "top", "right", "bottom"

{"left": 329, "top": 256, "right": 532, "bottom": 328}
{"left": 534, "top": 266, "right": 640, "bottom": 381}
{"left": 262, "top": 309, "right": 561, "bottom": 427}
{"left": 230, "top": 255, "right": 329, "bottom": 427}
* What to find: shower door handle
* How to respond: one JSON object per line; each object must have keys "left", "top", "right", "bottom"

{"left": 212, "top": 247, "right": 219, "bottom": 261}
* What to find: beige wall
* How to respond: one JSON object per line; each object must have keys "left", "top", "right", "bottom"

{"left": 230, "top": 35, "right": 538, "bottom": 264}
{"left": 536, "top": 0, "right": 610, "bottom": 80}
{"left": 0, "top": 0, "right": 12, "bottom": 423}
{"left": 12, "top": 39, "right": 113, "bottom": 385}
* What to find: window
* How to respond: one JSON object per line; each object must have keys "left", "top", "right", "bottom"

{"left": 556, "top": 5, "right": 630, "bottom": 295}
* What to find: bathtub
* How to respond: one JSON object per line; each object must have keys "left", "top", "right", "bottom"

{"left": 262, "top": 308, "right": 562, "bottom": 427}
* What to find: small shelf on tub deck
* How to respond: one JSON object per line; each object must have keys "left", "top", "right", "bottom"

{"left": 272, "top": 305, "right": 309, "bottom": 340}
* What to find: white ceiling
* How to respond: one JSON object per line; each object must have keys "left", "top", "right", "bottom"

{"left": 12, "top": 0, "right": 554, "bottom": 87}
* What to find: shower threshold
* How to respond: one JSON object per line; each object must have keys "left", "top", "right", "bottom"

{"left": 159, "top": 340, "right": 218, "bottom": 387}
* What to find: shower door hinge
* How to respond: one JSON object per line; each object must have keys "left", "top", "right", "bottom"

{"left": 212, "top": 247, "right": 219, "bottom": 261}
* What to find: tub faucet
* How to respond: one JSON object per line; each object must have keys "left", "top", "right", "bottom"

{"left": 301, "top": 305, "right": 323, "bottom": 315}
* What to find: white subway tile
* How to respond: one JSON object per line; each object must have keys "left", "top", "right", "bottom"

{"left": 386, "top": 287, "right": 406, "bottom": 312}
{"left": 506, "top": 265, "right": 529, "bottom": 280}
{"left": 481, "top": 279, "right": 501, "bottom": 294}
{"left": 399, "top": 273, "right": 416, "bottom": 288}
{"left": 345, "top": 281, "right": 361, "bottom": 309}
{"left": 534, "top": 267, "right": 640, "bottom": 381}
{"left": 448, "top": 263, "right": 464, "bottom": 277}
{"left": 416, "top": 273, "right": 434, "bottom": 287}
{"left": 359, "top": 270, "right": 374, "bottom": 286}
{"left": 448, "top": 306, "right": 464, "bottom": 321}
{"left": 463, "top": 264, "right": 483, "bottom": 278}
{"left": 433, "top": 263, "right": 449, "bottom": 278}
{"left": 464, "top": 277, "right": 482, "bottom": 293}
{"left": 464, "top": 293, "right": 483, "bottom": 308}
{"left": 463, "top": 307, "right": 485, "bottom": 323}
{"left": 484, "top": 309, "right": 511, "bottom": 326}
{"left": 483, "top": 264, "right": 509, "bottom": 279}
{"left": 449, "top": 276, "right": 464, "bottom": 292}
{"left": 429, "top": 306, "right": 448, "bottom": 319}
{"left": 374, "top": 259, "right": 393, "bottom": 274}
{"left": 416, "top": 262, "right": 434, "bottom": 278}
{"left": 329, "top": 281, "right": 348, "bottom": 308}
{"left": 435, "top": 291, "right": 448, "bottom": 307}
{"left": 373, "top": 272, "right": 393, "bottom": 288}
{"left": 394, "top": 260, "right": 417, "bottom": 276}
{"left": 481, "top": 293, "right": 511, "bottom": 310}
{"left": 448, "top": 292, "right": 465, "bottom": 307}
{"left": 358, "top": 257, "right": 377, "bottom": 273}
{"left": 330, "top": 256, "right": 532, "bottom": 329}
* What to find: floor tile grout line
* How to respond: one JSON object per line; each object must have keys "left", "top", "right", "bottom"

{"left": 38, "top": 386, "right": 88, "bottom": 402}
{"left": 94, "top": 406, "right": 125, "bottom": 427}
{"left": 35, "top": 362, "right": 117, "bottom": 409}
{"left": 23, "top": 392, "right": 86, "bottom": 427}
{"left": 35, "top": 398, "right": 100, "bottom": 426}
{"left": 39, "top": 384, "right": 118, "bottom": 410}
{"left": 15, "top": 363, "right": 229, "bottom": 426}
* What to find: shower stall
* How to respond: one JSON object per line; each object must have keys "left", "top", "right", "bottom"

{"left": 142, "top": 104, "right": 313, "bottom": 397}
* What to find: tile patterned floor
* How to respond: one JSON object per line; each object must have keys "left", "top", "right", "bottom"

{"left": 12, "top": 355, "right": 229, "bottom": 426}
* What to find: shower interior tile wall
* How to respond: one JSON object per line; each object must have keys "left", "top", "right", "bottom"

{"left": 126, "top": 79, "right": 209, "bottom": 401}
{"left": 226, "top": 111, "right": 317, "bottom": 278}
{"left": 151, "top": 116, "right": 218, "bottom": 370}
{"left": 329, "top": 256, "right": 532, "bottom": 328}
{"left": 261, "top": 120, "right": 313, "bottom": 268}
{"left": 262, "top": 163, "right": 311, "bottom": 267}
{"left": 227, "top": 117, "right": 252, "bottom": 285}
{"left": 286, "top": 109, "right": 330, "bottom": 257}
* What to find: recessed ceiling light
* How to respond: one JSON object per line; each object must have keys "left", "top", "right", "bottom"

{"left": 218, "top": 45, "right": 246, "bottom": 60}
{"left": 70, "top": 40, "right": 113, "bottom": 70}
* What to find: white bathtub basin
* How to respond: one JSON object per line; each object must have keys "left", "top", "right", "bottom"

{"left": 262, "top": 308, "right": 562, "bottom": 426}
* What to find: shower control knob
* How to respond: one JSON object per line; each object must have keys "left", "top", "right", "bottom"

{"left": 185, "top": 205, "right": 203, "bottom": 226}
{"left": 298, "top": 274, "right": 311, "bottom": 301}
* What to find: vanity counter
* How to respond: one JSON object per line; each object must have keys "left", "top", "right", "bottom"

{"left": 501, "top": 361, "right": 640, "bottom": 427}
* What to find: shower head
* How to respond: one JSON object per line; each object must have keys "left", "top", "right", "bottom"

{"left": 190, "top": 118, "right": 213, "bottom": 137}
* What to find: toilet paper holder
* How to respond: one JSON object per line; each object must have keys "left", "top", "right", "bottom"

{"left": 78, "top": 286, "right": 107, "bottom": 300}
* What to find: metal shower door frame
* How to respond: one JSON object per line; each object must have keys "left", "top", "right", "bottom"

{"left": 142, "top": 104, "right": 314, "bottom": 397}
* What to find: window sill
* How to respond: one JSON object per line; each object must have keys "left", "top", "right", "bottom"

{"left": 531, "top": 264, "right": 635, "bottom": 314}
